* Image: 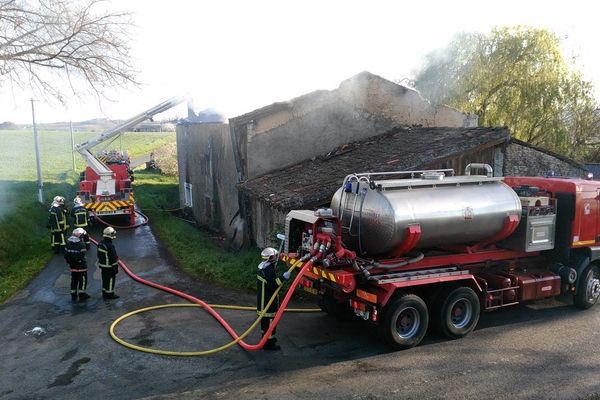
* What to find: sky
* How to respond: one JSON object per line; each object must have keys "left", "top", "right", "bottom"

{"left": 1, "top": 0, "right": 599, "bottom": 124}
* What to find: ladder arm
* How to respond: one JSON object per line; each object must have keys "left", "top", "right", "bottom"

{"left": 75, "top": 95, "right": 188, "bottom": 175}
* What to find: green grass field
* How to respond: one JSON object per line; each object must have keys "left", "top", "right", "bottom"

{"left": 0, "top": 130, "right": 175, "bottom": 182}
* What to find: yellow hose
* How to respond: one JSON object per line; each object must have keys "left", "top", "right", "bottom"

{"left": 110, "top": 260, "right": 321, "bottom": 356}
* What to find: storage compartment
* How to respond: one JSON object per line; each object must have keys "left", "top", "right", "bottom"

{"left": 478, "top": 272, "right": 517, "bottom": 305}
{"left": 502, "top": 203, "right": 556, "bottom": 252}
{"left": 514, "top": 272, "right": 561, "bottom": 301}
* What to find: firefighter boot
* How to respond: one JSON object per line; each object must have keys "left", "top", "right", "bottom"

{"left": 78, "top": 293, "right": 90, "bottom": 302}
{"left": 71, "top": 293, "right": 78, "bottom": 302}
{"left": 263, "top": 338, "right": 281, "bottom": 351}
{"left": 103, "top": 293, "right": 120, "bottom": 300}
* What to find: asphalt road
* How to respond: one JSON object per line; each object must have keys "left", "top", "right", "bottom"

{"left": 2, "top": 223, "right": 600, "bottom": 400}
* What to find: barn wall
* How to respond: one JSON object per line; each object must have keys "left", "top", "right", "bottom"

{"left": 504, "top": 142, "right": 586, "bottom": 178}
{"left": 249, "top": 199, "right": 288, "bottom": 248}
{"left": 421, "top": 144, "right": 504, "bottom": 176}
{"left": 337, "top": 72, "right": 477, "bottom": 128}
{"left": 176, "top": 122, "right": 240, "bottom": 237}
{"left": 231, "top": 72, "right": 477, "bottom": 181}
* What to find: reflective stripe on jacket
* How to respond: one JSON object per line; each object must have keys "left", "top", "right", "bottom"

{"left": 73, "top": 206, "right": 89, "bottom": 227}
{"left": 97, "top": 239, "right": 118, "bottom": 268}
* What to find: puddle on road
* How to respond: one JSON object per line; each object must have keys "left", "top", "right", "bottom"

{"left": 47, "top": 357, "right": 91, "bottom": 388}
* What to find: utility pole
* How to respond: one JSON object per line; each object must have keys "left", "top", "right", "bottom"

{"left": 70, "top": 121, "right": 76, "bottom": 171}
{"left": 30, "top": 99, "right": 43, "bottom": 204}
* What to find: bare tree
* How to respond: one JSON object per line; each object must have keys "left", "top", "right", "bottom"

{"left": 0, "top": 0, "right": 137, "bottom": 102}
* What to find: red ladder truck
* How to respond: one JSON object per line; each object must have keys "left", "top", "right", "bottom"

{"left": 75, "top": 96, "right": 187, "bottom": 225}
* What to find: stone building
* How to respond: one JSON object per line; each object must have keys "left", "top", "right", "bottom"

{"left": 177, "top": 71, "right": 476, "bottom": 245}
{"left": 176, "top": 71, "right": 588, "bottom": 248}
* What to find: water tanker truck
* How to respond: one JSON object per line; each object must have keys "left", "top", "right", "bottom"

{"left": 281, "top": 164, "right": 600, "bottom": 349}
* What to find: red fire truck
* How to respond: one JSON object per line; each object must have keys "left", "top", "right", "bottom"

{"left": 281, "top": 164, "right": 600, "bottom": 349}
{"left": 75, "top": 96, "right": 186, "bottom": 225}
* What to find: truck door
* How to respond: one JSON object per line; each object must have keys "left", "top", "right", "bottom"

{"left": 579, "top": 189, "right": 597, "bottom": 246}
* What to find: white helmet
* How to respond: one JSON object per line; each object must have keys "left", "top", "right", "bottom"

{"left": 261, "top": 247, "right": 279, "bottom": 260}
{"left": 53, "top": 195, "right": 65, "bottom": 204}
{"left": 74, "top": 196, "right": 83, "bottom": 205}
{"left": 103, "top": 226, "right": 117, "bottom": 239}
{"left": 73, "top": 228, "right": 87, "bottom": 237}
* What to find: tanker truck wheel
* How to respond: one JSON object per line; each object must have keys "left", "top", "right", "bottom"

{"left": 378, "top": 294, "right": 428, "bottom": 350}
{"left": 574, "top": 264, "right": 600, "bottom": 309}
{"left": 433, "top": 286, "right": 480, "bottom": 339}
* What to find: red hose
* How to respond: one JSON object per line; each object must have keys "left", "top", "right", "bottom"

{"left": 91, "top": 236, "right": 311, "bottom": 351}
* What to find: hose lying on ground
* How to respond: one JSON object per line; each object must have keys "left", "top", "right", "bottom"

{"left": 91, "top": 209, "right": 149, "bottom": 229}
{"left": 90, "top": 236, "right": 319, "bottom": 356}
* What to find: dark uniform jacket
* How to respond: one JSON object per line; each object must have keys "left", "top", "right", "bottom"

{"left": 97, "top": 238, "right": 119, "bottom": 270}
{"left": 48, "top": 205, "right": 64, "bottom": 232}
{"left": 257, "top": 260, "right": 283, "bottom": 317}
{"left": 64, "top": 236, "right": 87, "bottom": 271}
{"left": 72, "top": 205, "right": 89, "bottom": 228}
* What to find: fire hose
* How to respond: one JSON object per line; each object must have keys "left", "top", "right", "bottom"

{"left": 90, "top": 236, "right": 320, "bottom": 356}
{"left": 91, "top": 209, "right": 149, "bottom": 229}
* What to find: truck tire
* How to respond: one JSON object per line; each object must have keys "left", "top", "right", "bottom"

{"left": 378, "top": 294, "right": 428, "bottom": 350}
{"left": 434, "top": 286, "right": 480, "bottom": 339}
{"left": 574, "top": 264, "right": 600, "bottom": 309}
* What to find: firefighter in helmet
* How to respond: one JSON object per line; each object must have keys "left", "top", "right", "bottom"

{"left": 57, "top": 195, "right": 70, "bottom": 234}
{"left": 72, "top": 196, "right": 91, "bottom": 248}
{"left": 257, "top": 247, "right": 291, "bottom": 350}
{"left": 97, "top": 226, "right": 120, "bottom": 300}
{"left": 64, "top": 228, "right": 91, "bottom": 302}
{"left": 48, "top": 196, "right": 67, "bottom": 253}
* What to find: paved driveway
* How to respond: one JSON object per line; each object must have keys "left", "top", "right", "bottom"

{"left": 2, "top": 224, "right": 600, "bottom": 400}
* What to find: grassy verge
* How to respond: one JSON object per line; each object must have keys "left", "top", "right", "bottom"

{"left": 134, "top": 170, "right": 262, "bottom": 291}
{"left": 0, "top": 179, "right": 78, "bottom": 303}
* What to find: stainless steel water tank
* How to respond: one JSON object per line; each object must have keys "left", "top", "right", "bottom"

{"left": 330, "top": 174, "right": 522, "bottom": 256}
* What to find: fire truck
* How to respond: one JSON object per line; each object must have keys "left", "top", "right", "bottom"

{"left": 75, "top": 96, "right": 187, "bottom": 225}
{"left": 281, "top": 164, "right": 600, "bottom": 349}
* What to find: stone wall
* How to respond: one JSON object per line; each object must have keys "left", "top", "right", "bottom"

{"left": 249, "top": 199, "right": 288, "bottom": 248}
{"left": 504, "top": 141, "right": 586, "bottom": 178}
{"left": 176, "top": 122, "right": 240, "bottom": 240}
{"left": 337, "top": 72, "right": 477, "bottom": 128}
{"left": 230, "top": 71, "right": 477, "bottom": 181}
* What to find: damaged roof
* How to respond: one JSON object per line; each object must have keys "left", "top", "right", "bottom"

{"left": 239, "top": 126, "right": 510, "bottom": 211}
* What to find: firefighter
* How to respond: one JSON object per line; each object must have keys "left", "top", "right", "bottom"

{"left": 64, "top": 228, "right": 91, "bottom": 302}
{"left": 48, "top": 196, "right": 67, "bottom": 253}
{"left": 257, "top": 247, "right": 291, "bottom": 351}
{"left": 97, "top": 226, "right": 120, "bottom": 300}
{"left": 72, "top": 196, "right": 91, "bottom": 248}
{"left": 57, "top": 196, "right": 70, "bottom": 235}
